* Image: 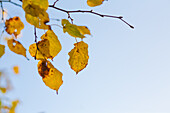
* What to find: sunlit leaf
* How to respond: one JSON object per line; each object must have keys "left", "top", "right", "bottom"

{"left": 29, "top": 39, "right": 52, "bottom": 60}
{"left": 5, "top": 17, "right": 24, "bottom": 37}
{"left": 13, "top": 66, "right": 19, "bottom": 74}
{"left": 38, "top": 60, "right": 63, "bottom": 93}
{"left": 68, "top": 41, "right": 89, "bottom": 74}
{"left": 7, "top": 39, "right": 27, "bottom": 58}
{"left": 87, "top": 0, "right": 104, "bottom": 7}
{"left": 0, "top": 44, "right": 5, "bottom": 58}
{"left": 62, "top": 19, "right": 91, "bottom": 38}
{"left": 77, "top": 26, "right": 91, "bottom": 35}
{"left": 22, "top": 0, "right": 50, "bottom": 29}
{"left": 41, "top": 30, "right": 62, "bottom": 59}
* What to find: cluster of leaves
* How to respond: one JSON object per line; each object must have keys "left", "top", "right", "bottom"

{"left": 0, "top": 67, "right": 20, "bottom": 113}
{"left": 0, "top": 0, "right": 133, "bottom": 94}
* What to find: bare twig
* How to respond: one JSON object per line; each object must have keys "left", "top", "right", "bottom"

{"left": 1, "top": 0, "right": 22, "bottom": 7}
{"left": 52, "top": 0, "right": 59, "bottom": 7}
{"left": 49, "top": 5, "right": 134, "bottom": 29}
{"left": 0, "top": 1, "right": 4, "bottom": 21}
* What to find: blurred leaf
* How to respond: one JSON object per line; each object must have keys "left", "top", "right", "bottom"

{"left": 0, "top": 44, "right": 5, "bottom": 58}
{"left": 7, "top": 39, "right": 27, "bottom": 58}
{"left": 68, "top": 41, "right": 89, "bottom": 74}
{"left": 9, "top": 100, "right": 19, "bottom": 113}
{"left": 87, "top": 0, "right": 104, "bottom": 7}
{"left": 0, "top": 87, "right": 7, "bottom": 93}
{"left": 5, "top": 17, "right": 24, "bottom": 37}
{"left": 13, "top": 66, "right": 19, "bottom": 74}
{"left": 38, "top": 60, "right": 63, "bottom": 93}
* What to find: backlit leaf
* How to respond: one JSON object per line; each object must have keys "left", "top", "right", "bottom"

{"left": 38, "top": 60, "right": 63, "bottom": 93}
{"left": 7, "top": 39, "right": 27, "bottom": 58}
{"left": 87, "top": 0, "right": 104, "bottom": 7}
{"left": 0, "top": 44, "right": 5, "bottom": 58}
{"left": 13, "top": 66, "right": 19, "bottom": 74}
{"left": 68, "top": 41, "right": 89, "bottom": 74}
{"left": 62, "top": 19, "right": 91, "bottom": 38}
{"left": 5, "top": 17, "right": 24, "bottom": 37}
{"left": 29, "top": 39, "right": 52, "bottom": 60}
{"left": 41, "top": 30, "right": 62, "bottom": 59}
{"left": 22, "top": 0, "right": 50, "bottom": 29}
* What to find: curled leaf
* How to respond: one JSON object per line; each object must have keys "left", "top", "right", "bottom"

{"left": 38, "top": 60, "right": 63, "bottom": 93}
{"left": 62, "top": 19, "right": 91, "bottom": 38}
{"left": 68, "top": 41, "right": 89, "bottom": 74}
{"left": 5, "top": 17, "right": 24, "bottom": 37}
{"left": 87, "top": 0, "right": 104, "bottom": 7}
{"left": 7, "top": 39, "right": 27, "bottom": 58}
{"left": 0, "top": 44, "right": 5, "bottom": 58}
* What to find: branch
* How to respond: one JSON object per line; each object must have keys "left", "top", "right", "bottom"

{"left": 49, "top": 5, "right": 134, "bottom": 29}
{"left": 0, "top": 0, "right": 22, "bottom": 7}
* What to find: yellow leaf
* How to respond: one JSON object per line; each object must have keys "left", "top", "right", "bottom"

{"left": 5, "top": 17, "right": 24, "bottom": 37}
{"left": 87, "top": 0, "right": 104, "bottom": 7}
{"left": 29, "top": 39, "right": 52, "bottom": 60}
{"left": 0, "top": 87, "right": 7, "bottom": 93}
{"left": 9, "top": 100, "right": 19, "bottom": 113}
{"left": 77, "top": 26, "right": 91, "bottom": 35}
{"left": 0, "top": 44, "right": 5, "bottom": 58}
{"left": 13, "top": 66, "right": 19, "bottom": 74}
{"left": 68, "top": 41, "right": 89, "bottom": 74}
{"left": 62, "top": 19, "right": 91, "bottom": 38}
{"left": 22, "top": 0, "right": 50, "bottom": 29}
{"left": 41, "top": 30, "right": 62, "bottom": 59}
{"left": 38, "top": 60, "right": 63, "bottom": 93}
{"left": 7, "top": 39, "right": 27, "bottom": 58}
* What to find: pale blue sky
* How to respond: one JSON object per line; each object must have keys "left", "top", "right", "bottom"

{"left": 1, "top": 0, "right": 170, "bottom": 113}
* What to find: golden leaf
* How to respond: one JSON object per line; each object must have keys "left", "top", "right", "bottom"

{"left": 7, "top": 39, "right": 27, "bottom": 58}
{"left": 68, "top": 41, "right": 89, "bottom": 74}
{"left": 87, "top": 0, "right": 104, "bottom": 7}
{"left": 0, "top": 87, "right": 7, "bottom": 93}
{"left": 41, "top": 30, "right": 62, "bottom": 59}
{"left": 62, "top": 19, "right": 91, "bottom": 38}
{"left": 22, "top": 0, "right": 50, "bottom": 29}
{"left": 29, "top": 39, "right": 52, "bottom": 60}
{"left": 0, "top": 44, "right": 5, "bottom": 58}
{"left": 5, "top": 17, "right": 24, "bottom": 37}
{"left": 13, "top": 66, "right": 19, "bottom": 74}
{"left": 38, "top": 60, "right": 63, "bottom": 93}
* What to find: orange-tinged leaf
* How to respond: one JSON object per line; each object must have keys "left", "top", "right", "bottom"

{"left": 62, "top": 19, "right": 91, "bottom": 38}
{"left": 41, "top": 30, "right": 62, "bottom": 59}
{"left": 5, "top": 17, "right": 24, "bottom": 37}
{"left": 22, "top": 0, "right": 50, "bottom": 29}
{"left": 68, "top": 41, "right": 89, "bottom": 74}
{"left": 29, "top": 39, "right": 52, "bottom": 60}
{"left": 9, "top": 100, "right": 19, "bottom": 113}
{"left": 0, "top": 44, "right": 5, "bottom": 58}
{"left": 7, "top": 39, "right": 27, "bottom": 58}
{"left": 0, "top": 87, "right": 7, "bottom": 93}
{"left": 13, "top": 66, "right": 19, "bottom": 74}
{"left": 87, "top": 0, "right": 104, "bottom": 7}
{"left": 38, "top": 60, "right": 63, "bottom": 93}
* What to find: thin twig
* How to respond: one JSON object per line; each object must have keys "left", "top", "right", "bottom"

{"left": 52, "top": 0, "right": 59, "bottom": 7}
{"left": 49, "top": 5, "right": 134, "bottom": 29}
{"left": 0, "top": 1, "right": 4, "bottom": 21}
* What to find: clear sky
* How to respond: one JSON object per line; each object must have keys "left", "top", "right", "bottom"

{"left": 1, "top": 0, "right": 170, "bottom": 113}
